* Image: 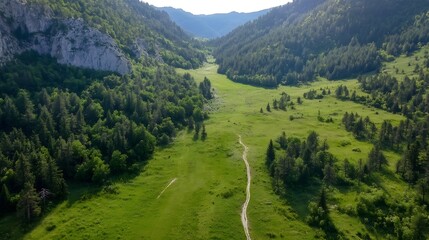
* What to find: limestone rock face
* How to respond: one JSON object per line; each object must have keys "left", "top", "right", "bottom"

{"left": 0, "top": 0, "right": 131, "bottom": 75}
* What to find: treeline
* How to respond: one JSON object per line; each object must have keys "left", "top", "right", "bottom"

{"left": 31, "top": 0, "right": 205, "bottom": 69}
{"left": 0, "top": 53, "right": 206, "bottom": 220}
{"left": 265, "top": 131, "right": 428, "bottom": 238}
{"left": 214, "top": 0, "right": 429, "bottom": 87}
{"left": 219, "top": 37, "right": 380, "bottom": 87}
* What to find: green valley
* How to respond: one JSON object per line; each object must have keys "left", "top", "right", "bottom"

{"left": 2, "top": 0, "right": 429, "bottom": 239}
{"left": 4, "top": 51, "right": 424, "bottom": 238}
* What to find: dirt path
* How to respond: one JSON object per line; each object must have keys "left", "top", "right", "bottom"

{"left": 157, "top": 178, "right": 177, "bottom": 199}
{"left": 238, "top": 135, "right": 251, "bottom": 240}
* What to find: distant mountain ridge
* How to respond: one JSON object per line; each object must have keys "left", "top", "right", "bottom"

{"left": 160, "top": 7, "right": 270, "bottom": 39}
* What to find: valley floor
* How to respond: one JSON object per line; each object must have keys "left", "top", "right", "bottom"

{"left": 2, "top": 60, "right": 412, "bottom": 239}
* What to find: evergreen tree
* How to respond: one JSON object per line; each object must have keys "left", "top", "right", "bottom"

{"left": 15, "top": 153, "right": 35, "bottom": 189}
{"left": 306, "top": 131, "right": 319, "bottom": 152}
{"left": 277, "top": 132, "right": 287, "bottom": 149}
{"left": 17, "top": 183, "right": 41, "bottom": 222}
{"left": 367, "top": 145, "right": 387, "bottom": 172}
{"left": 319, "top": 187, "right": 328, "bottom": 211}
{"left": 323, "top": 164, "right": 336, "bottom": 186}
{"left": 199, "top": 77, "right": 213, "bottom": 100}
{"left": 110, "top": 150, "right": 128, "bottom": 174}
{"left": 201, "top": 124, "right": 207, "bottom": 140}
{"left": 266, "top": 140, "right": 275, "bottom": 169}
{"left": 273, "top": 99, "right": 278, "bottom": 110}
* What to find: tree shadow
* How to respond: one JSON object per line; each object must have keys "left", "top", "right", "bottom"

{"left": 193, "top": 133, "right": 199, "bottom": 141}
{"left": 65, "top": 160, "right": 149, "bottom": 207}
{"left": 281, "top": 181, "right": 322, "bottom": 220}
{"left": 282, "top": 182, "right": 346, "bottom": 239}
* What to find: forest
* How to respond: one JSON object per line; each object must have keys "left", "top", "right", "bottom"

{"left": 213, "top": 0, "right": 429, "bottom": 87}
{"left": 0, "top": 52, "right": 209, "bottom": 221}
{"left": 2, "top": 0, "right": 429, "bottom": 239}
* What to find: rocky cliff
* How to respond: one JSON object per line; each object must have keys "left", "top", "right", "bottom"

{"left": 0, "top": 0, "right": 131, "bottom": 75}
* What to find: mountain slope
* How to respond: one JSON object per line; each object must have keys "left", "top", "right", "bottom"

{"left": 0, "top": 0, "right": 205, "bottom": 73}
{"left": 0, "top": 0, "right": 208, "bottom": 224}
{"left": 160, "top": 7, "right": 269, "bottom": 39}
{"left": 213, "top": 0, "right": 429, "bottom": 87}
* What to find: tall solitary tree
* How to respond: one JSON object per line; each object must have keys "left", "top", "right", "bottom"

{"left": 201, "top": 124, "right": 207, "bottom": 140}
{"left": 266, "top": 140, "right": 275, "bottom": 169}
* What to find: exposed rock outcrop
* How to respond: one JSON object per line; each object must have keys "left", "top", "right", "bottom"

{"left": 0, "top": 0, "right": 131, "bottom": 75}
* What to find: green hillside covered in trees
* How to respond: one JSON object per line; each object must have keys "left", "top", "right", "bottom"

{"left": 0, "top": 0, "right": 208, "bottom": 222}
{"left": 2, "top": 0, "right": 429, "bottom": 239}
{"left": 213, "top": 0, "right": 429, "bottom": 87}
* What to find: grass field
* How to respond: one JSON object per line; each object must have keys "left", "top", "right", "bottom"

{"left": 2, "top": 51, "right": 425, "bottom": 239}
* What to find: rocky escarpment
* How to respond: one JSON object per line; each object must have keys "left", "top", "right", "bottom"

{"left": 0, "top": 0, "right": 131, "bottom": 75}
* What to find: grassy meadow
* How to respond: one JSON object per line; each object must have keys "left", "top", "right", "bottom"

{"left": 3, "top": 50, "right": 427, "bottom": 239}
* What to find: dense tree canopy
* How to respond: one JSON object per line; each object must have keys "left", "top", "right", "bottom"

{"left": 213, "top": 0, "right": 429, "bottom": 86}
{"left": 0, "top": 52, "right": 206, "bottom": 220}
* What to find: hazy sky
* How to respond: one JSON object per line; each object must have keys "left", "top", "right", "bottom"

{"left": 142, "top": 0, "right": 293, "bottom": 14}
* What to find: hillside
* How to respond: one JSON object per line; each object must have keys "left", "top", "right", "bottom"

{"left": 4, "top": 46, "right": 429, "bottom": 239}
{"left": 160, "top": 7, "right": 269, "bottom": 39}
{"left": 3, "top": 0, "right": 429, "bottom": 239}
{"left": 0, "top": 0, "right": 208, "bottom": 225}
{"left": 0, "top": 0, "right": 205, "bottom": 72}
{"left": 213, "top": 0, "right": 429, "bottom": 87}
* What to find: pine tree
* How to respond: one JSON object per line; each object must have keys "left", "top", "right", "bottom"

{"left": 17, "top": 183, "right": 41, "bottom": 222}
{"left": 16, "top": 90, "right": 35, "bottom": 130}
{"left": 323, "top": 164, "right": 336, "bottom": 186}
{"left": 15, "top": 153, "right": 35, "bottom": 189}
{"left": 266, "top": 103, "right": 271, "bottom": 112}
{"left": 306, "top": 131, "right": 319, "bottom": 152}
{"left": 318, "top": 187, "right": 328, "bottom": 211}
{"left": 354, "top": 118, "right": 365, "bottom": 139}
{"left": 367, "top": 145, "right": 387, "bottom": 172}
{"left": 201, "top": 124, "right": 207, "bottom": 140}
{"left": 273, "top": 99, "right": 278, "bottom": 110}
{"left": 45, "top": 149, "right": 67, "bottom": 197}
{"left": 188, "top": 117, "right": 195, "bottom": 130}
{"left": 266, "top": 140, "right": 275, "bottom": 169}
{"left": 277, "top": 132, "right": 287, "bottom": 149}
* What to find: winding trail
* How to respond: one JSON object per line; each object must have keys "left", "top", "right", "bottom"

{"left": 238, "top": 135, "right": 252, "bottom": 240}
{"left": 157, "top": 178, "right": 177, "bottom": 199}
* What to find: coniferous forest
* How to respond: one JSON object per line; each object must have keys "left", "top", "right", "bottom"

{"left": 0, "top": 52, "right": 207, "bottom": 220}
{"left": 213, "top": 0, "right": 429, "bottom": 87}
{"left": 2, "top": 0, "right": 429, "bottom": 239}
